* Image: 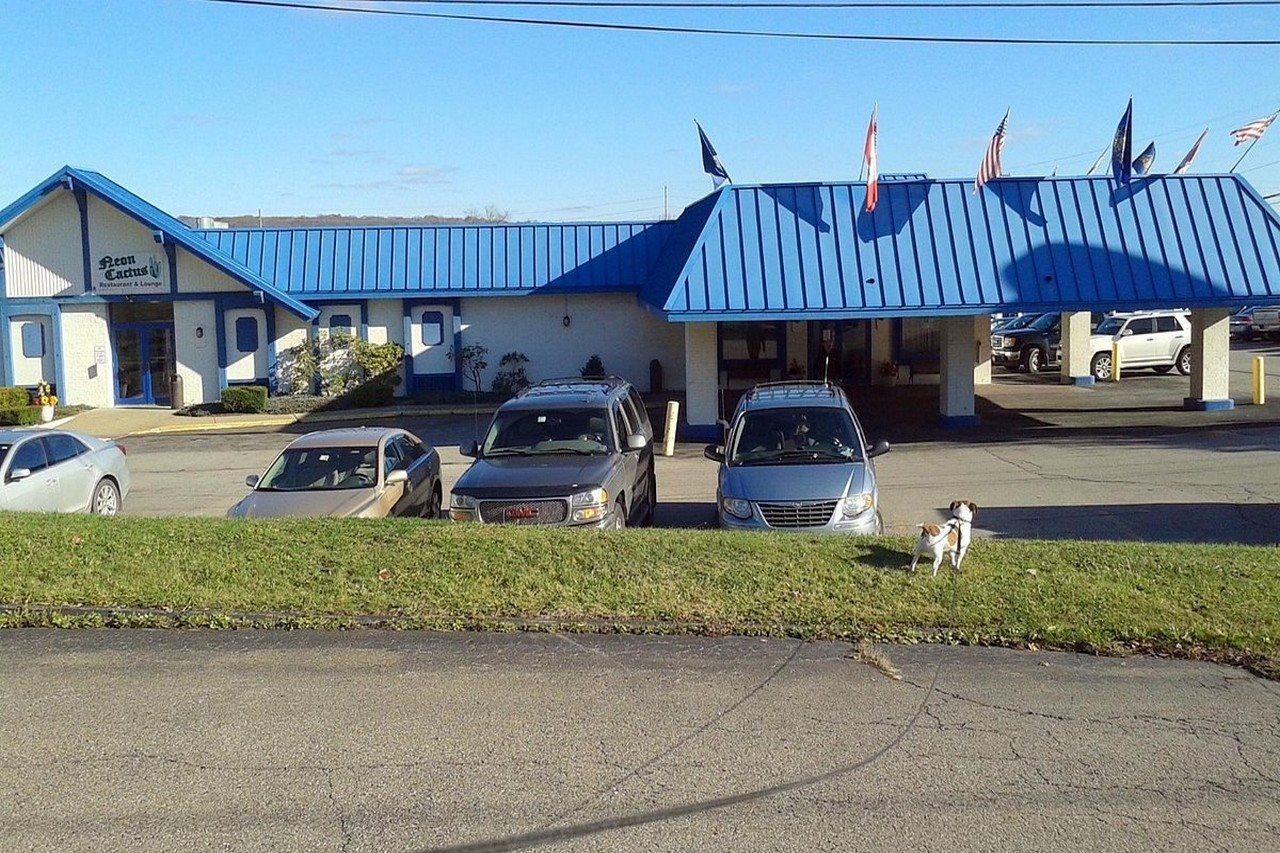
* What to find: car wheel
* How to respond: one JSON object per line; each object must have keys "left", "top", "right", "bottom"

{"left": 1021, "top": 347, "right": 1044, "bottom": 373}
{"left": 423, "top": 486, "right": 442, "bottom": 519}
{"left": 611, "top": 499, "right": 627, "bottom": 530}
{"left": 1091, "top": 352, "right": 1113, "bottom": 382}
{"left": 1176, "top": 346, "right": 1192, "bottom": 376}
{"left": 1152, "top": 364, "right": 1173, "bottom": 375}
{"left": 641, "top": 471, "right": 657, "bottom": 527}
{"left": 90, "top": 478, "right": 121, "bottom": 516}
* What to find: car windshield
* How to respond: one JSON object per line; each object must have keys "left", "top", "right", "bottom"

{"left": 730, "top": 407, "right": 863, "bottom": 465}
{"left": 482, "top": 408, "right": 613, "bottom": 456}
{"left": 1095, "top": 317, "right": 1125, "bottom": 335}
{"left": 1002, "top": 314, "right": 1038, "bottom": 331}
{"left": 256, "top": 446, "right": 379, "bottom": 491}
{"left": 1028, "top": 313, "right": 1058, "bottom": 331}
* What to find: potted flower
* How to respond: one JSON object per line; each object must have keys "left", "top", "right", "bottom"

{"left": 35, "top": 382, "right": 57, "bottom": 423}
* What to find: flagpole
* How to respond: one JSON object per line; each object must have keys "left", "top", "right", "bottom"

{"left": 1230, "top": 110, "right": 1279, "bottom": 173}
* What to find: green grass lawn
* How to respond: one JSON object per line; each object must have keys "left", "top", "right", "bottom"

{"left": 2, "top": 513, "right": 1277, "bottom": 675}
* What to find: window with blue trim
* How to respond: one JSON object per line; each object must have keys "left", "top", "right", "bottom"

{"left": 20, "top": 323, "right": 44, "bottom": 359}
{"left": 234, "top": 317, "right": 259, "bottom": 354}
{"left": 328, "top": 313, "right": 354, "bottom": 335}
{"left": 420, "top": 311, "right": 444, "bottom": 346}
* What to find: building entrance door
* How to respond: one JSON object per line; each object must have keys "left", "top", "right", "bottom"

{"left": 113, "top": 321, "right": 175, "bottom": 406}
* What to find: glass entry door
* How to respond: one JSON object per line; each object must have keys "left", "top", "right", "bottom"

{"left": 113, "top": 322, "right": 176, "bottom": 406}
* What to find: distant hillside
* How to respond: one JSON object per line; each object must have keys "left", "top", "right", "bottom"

{"left": 180, "top": 209, "right": 510, "bottom": 229}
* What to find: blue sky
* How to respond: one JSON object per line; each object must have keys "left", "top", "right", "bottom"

{"left": 2, "top": 0, "right": 1279, "bottom": 220}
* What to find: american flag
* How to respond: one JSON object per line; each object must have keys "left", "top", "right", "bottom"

{"left": 863, "top": 104, "right": 879, "bottom": 213}
{"left": 974, "top": 109, "right": 1010, "bottom": 193}
{"left": 1230, "top": 113, "right": 1277, "bottom": 146}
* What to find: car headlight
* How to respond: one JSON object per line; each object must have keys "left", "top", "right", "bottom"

{"left": 721, "top": 497, "right": 752, "bottom": 519}
{"left": 570, "top": 487, "right": 608, "bottom": 508}
{"left": 450, "top": 493, "right": 477, "bottom": 509}
{"left": 841, "top": 492, "right": 874, "bottom": 519}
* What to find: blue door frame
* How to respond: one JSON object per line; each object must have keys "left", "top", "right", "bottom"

{"left": 112, "top": 320, "right": 175, "bottom": 406}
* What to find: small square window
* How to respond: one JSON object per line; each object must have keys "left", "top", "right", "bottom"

{"left": 234, "top": 317, "right": 259, "bottom": 354}
{"left": 20, "top": 323, "right": 44, "bottom": 359}
{"left": 420, "top": 311, "right": 444, "bottom": 346}
{"left": 328, "top": 313, "right": 354, "bottom": 334}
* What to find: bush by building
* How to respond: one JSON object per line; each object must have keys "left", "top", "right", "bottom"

{"left": 220, "top": 385, "right": 268, "bottom": 413}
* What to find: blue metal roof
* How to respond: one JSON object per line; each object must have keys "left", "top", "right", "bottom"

{"left": 194, "top": 220, "right": 672, "bottom": 296}
{"left": 0, "top": 167, "right": 318, "bottom": 320}
{"left": 642, "top": 174, "right": 1280, "bottom": 320}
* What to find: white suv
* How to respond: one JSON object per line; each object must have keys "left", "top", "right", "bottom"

{"left": 1089, "top": 312, "right": 1191, "bottom": 382}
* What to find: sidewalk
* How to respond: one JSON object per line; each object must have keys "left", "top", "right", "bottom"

{"left": 63, "top": 402, "right": 501, "bottom": 439}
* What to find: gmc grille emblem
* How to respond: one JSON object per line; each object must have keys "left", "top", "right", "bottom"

{"left": 505, "top": 506, "right": 539, "bottom": 519}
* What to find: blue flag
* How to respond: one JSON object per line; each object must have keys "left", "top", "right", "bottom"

{"left": 695, "top": 120, "right": 731, "bottom": 188}
{"left": 1132, "top": 141, "right": 1156, "bottom": 176}
{"left": 1112, "top": 99, "right": 1134, "bottom": 184}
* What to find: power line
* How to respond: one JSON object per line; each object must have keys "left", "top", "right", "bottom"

{"left": 346, "top": 0, "right": 1280, "bottom": 7}
{"left": 195, "top": 0, "right": 1280, "bottom": 44}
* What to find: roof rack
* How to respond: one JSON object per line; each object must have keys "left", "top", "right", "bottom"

{"left": 744, "top": 380, "right": 838, "bottom": 401}
{"left": 517, "top": 376, "right": 630, "bottom": 397}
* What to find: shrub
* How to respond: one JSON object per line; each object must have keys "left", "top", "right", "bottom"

{"left": 0, "top": 387, "right": 30, "bottom": 408}
{"left": 581, "top": 354, "right": 606, "bottom": 379}
{"left": 449, "top": 343, "right": 489, "bottom": 393}
{"left": 491, "top": 351, "right": 531, "bottom": 395}
{"left": 0, "top": 406, "right": 41, "bottom": 426}
{"left": 344, "top": 377, "right": 397, "bottom": 408}
{"left": 221, "top": 385, "right": 268, "bottom": 414}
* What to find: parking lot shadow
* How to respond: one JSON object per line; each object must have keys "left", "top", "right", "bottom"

{"left": 975, "top": 502, "right": 1280, "bottom": 545}
{"left": 654, "top": 501, "right": 716, "bottom": 529}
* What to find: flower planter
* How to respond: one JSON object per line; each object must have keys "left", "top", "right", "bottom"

{"left": 39, "top": 405, "right": 54, "bottom": 423}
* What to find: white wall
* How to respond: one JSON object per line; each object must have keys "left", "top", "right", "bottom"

{"left": 367, "top": 299, "right": 401, "bottom": 346}
{"left": 459, "top": 293, "right": 685, "bottom": 392}
{"left": 85, "top": 196, "right": 170, "bottom": 296}
{"left": 59, "top": 305, "right": 114, "bottom": 407}
{"left": 224, "top": 307, "right": 268, "bottom": 382}
{"left": 174, "top": 300, "right": 218, "bottom": 405}
{"left": 177, "top": 251, "right": 244, "bottom": 293}
{"left": 683, "top": 323, "right": 718, "bottom": 427}
{"left": 2, "top": 191, "right": 82, "bottom": 298}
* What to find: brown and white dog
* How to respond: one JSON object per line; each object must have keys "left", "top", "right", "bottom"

{"left": 909, "top": 500, "right": 978, "bottom": 577}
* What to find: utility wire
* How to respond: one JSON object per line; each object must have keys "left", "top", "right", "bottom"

{"left": 352, "top": 0, "right": 1280, "bottom": 7}
{"left": 195, "top": 0, "right": 1280, "bottom": 44}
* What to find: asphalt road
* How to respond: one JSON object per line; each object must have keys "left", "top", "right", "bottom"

{"left": 1, "top": 630, "right": 1276, "bottom": 852}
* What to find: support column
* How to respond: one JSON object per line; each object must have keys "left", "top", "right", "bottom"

{"left": 683, "top": 322, "right": 720, "bottom": 441}
{"left": 974, "top": 315, "right": 992, "bottom": 386}
{"left": 939, "top": 315, "right": 979, "bottom": 427}
{"left": 1185, "top": 308, "right": 1234, "bottom": 411}
{"left": 870, "top": 318, "right": 895, "bottom": 385}
{"left": 1059, "top": 311, "right": 1094, "bottom": 386}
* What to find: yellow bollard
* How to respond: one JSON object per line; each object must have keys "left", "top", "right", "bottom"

{"left": 663, "top": 400, "right": 679, "bottom": 456}
{"left": 1110, "top": 341, "right": 1122, "bottom": 382}
{"left": 1253, "top": 355, "right": 1266, "bottom": 405}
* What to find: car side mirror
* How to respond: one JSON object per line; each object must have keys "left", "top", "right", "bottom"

{"left": 7, "top": 467, "right": 31, "bottom": 482}
{"left": 385, "top": 469, "right": 409, "bottom": 487}
{"left": 459, "top": 441, "right": 479, "bottom": 458}
{"left": 245, "top": 474, "right": 259, "bottom": 488}
{"left": 626, "top": 434, "right": 648, "bottom": 451}
{"left": 703, "top": 445, "right": 725, "bottom": 463}
{"left": 866, "top": 439, "right": 891, "bottom": 459}
{"left": 1120, "top": 328, "right": 1134, "bottom": 337}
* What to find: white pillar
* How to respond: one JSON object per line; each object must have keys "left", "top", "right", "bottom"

{"left": 1185, "top": 308, "right": 1234, "bottom": 411}
{"left": 683, "top": 322, "right": 720, "bottom": 438}
{"left": 974, "top": 315, "right": 992, "bottom": 386}
{"left": 939, "top": 315, "right": 979, "bottom": 426}
{"left": 1059, "top": 311, "right": 1094, "bottom": 386}
{"left": 870, "top": 318, "right": 895, "bottom": 385}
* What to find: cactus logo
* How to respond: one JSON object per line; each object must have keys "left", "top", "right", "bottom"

{"left": 94, "top": 250, "right": 166, "bottom": 293}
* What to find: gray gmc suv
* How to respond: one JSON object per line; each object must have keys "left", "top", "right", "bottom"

{"left": 705, "top": 381, "right": 889, "bottom": 534}
{"left": 449, "top": 377, "right": 656, "bottom": 528}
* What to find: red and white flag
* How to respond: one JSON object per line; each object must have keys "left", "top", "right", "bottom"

{"left": 1172, "top": 128, "right": 1208, "bottom": 175}
{"left": 863, "top": 104, "right": 878, "bottom": 212}
{"left": 1230, "top": 113, "right": 1277, "bottom": 146}
{"left": 974, "top": 109, "right": 1010, "bottom": 193}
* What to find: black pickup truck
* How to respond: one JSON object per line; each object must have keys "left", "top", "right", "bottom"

{"left": 991, "top": 313, "right": 1061, "bottom": 372}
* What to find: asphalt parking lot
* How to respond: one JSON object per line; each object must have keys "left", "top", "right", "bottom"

{"left": 113, "top": 342, "right": 1280, "bottom": 543}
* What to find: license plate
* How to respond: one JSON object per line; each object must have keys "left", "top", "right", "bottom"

{"left": 504, "top": 505, "right": 539, "bottom": 520}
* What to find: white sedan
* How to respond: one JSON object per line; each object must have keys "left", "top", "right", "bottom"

{"left": 0, "top": 429, "right": 131, "bottom": 515}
